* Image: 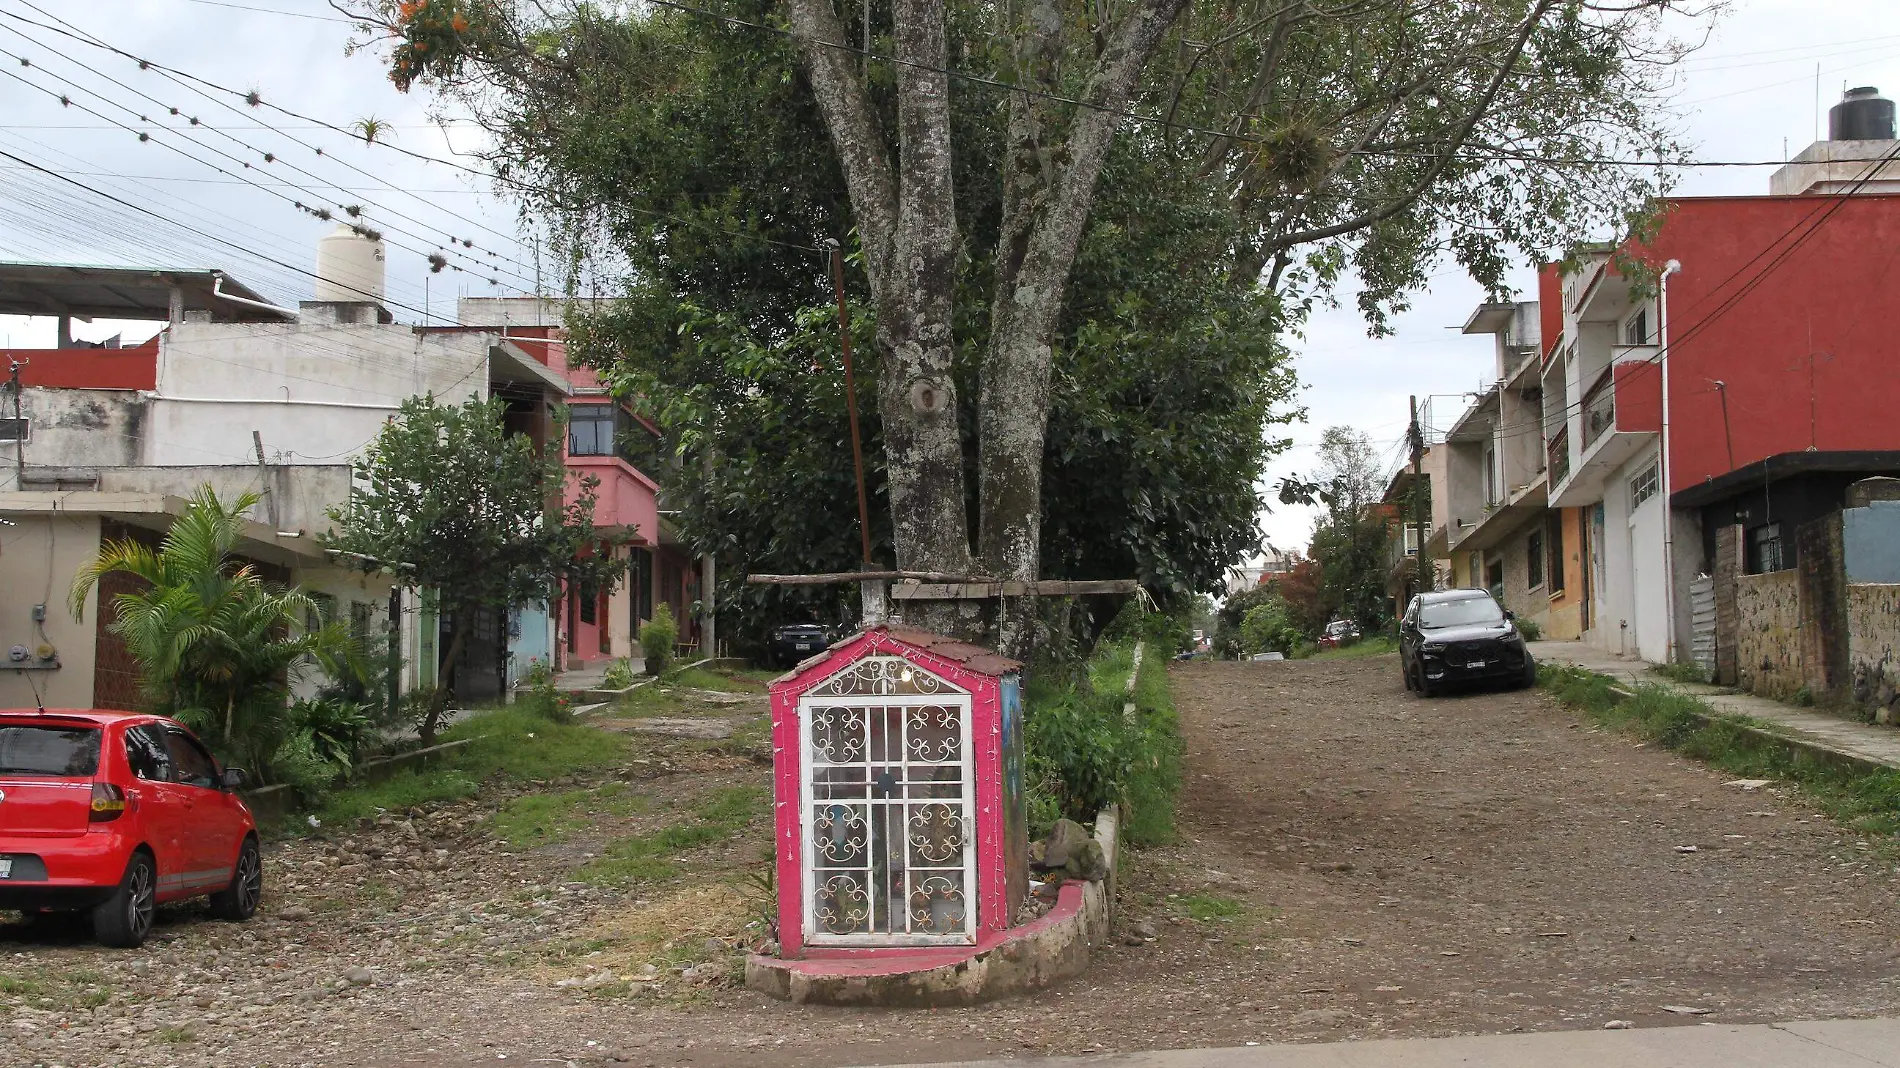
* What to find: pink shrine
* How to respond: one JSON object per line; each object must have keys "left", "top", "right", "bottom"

{"left": 766, "top": 626, "right": 1026, "bottom": 958}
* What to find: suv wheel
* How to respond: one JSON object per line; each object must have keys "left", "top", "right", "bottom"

{"left": 209, "top": 836, "right": 263, "bottom": 922}
{"left": 92, "top": 850, "right": 157, "bottom": 948}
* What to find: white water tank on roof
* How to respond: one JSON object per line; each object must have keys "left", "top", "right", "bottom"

{"left": 314, "top": 222, "right": 386, "bottom": 304}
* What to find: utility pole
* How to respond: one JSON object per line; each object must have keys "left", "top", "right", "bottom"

{"left": 7, "top": 358, "right": 24, "bottom": 490}
{"left": 1409, "top": 395, "right": 1427, "bottom": 600}
{"left": 826, "top": 239, "right": 874, "bottom": 566}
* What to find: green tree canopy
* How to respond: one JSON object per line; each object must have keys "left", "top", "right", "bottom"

{"left": 347, "top": 0, "right": 1702, "bottom": 652}
{"left": 70, "top": 487, "right": 357, "bottom": 778}
{"left": 324, "top": 394, "right": 621, "bottom": 741}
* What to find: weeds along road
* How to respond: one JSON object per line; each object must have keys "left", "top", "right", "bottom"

{"left": 6, "top": 655, "right": 1900, "bottom": 1068}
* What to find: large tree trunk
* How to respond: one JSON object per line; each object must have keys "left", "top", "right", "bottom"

{"left": 788, "top": 0, "right": 1189, "bottom": 653}
{"left": 978, "top": 0, "right": 1194, "bottom": 656}
{"left": 787, "top": 0, "right": 979, "bottom": 639}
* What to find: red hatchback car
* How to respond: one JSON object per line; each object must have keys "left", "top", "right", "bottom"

{"left": 0, "top": 709, "right": 262, "bottom": 947}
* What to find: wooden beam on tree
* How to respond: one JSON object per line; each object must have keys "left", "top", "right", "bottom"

{"left": 889, "top": 582, "right": 1002, "bottom": 600}
{"left": 1030, "top": 580, "right": 1140, "bottom": 596}
{"left": 747, "top": 570, "right": 993, "bottom": 585}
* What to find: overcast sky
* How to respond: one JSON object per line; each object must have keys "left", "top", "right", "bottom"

{"left": 3, "top": 1, "right": 1897, "bottom": 564}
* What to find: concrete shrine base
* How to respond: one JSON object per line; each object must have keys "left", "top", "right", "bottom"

{"left": 745, "top": 807, "right": 1119, "bottom": 1007}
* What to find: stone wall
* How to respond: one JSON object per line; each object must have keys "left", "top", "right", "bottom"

{"left": 1846, "top": 584, "right": 1900, "bottom": 725}
{"left": 1734, "top": 570, "right": 1807, "bottom": 700}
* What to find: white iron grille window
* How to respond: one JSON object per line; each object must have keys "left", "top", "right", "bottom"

{"left": 799, "top": 656, "right": 976, "bottom": 946}
{"left": 1630, "top": 462, "right": 1660, "bottom": 508}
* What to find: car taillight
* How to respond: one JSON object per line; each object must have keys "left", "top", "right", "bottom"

{"left": 89, "top": 782, "right": 128, "bottom": 822}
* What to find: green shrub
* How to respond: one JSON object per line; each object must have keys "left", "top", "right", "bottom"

{"left": 1515, "top": 618, "right": 1543, "bottom": 641}
{"left": 1239, "top": 598, "right": 1300, "bottom": 655}
{"left": 602, "top": 658, "right": 636, "bottom": 689}
{"left": 639, "top": 603, "right": 678, "bottom": 677}
{"left": 1023, "top": 636, "right": 1183, "bottom": 846}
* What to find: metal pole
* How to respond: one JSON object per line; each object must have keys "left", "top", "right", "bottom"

{"left": 1410, "top": 395, "right": 1427, "bottom": 600}
{"left": 827, "top": 240, "right": 875, "bottom": 565}
{"left": 1659, "top": 259, "right": 1682, "bottom": 664}
{"left": 8, "top": 359, "right": 24, "bottom": 489}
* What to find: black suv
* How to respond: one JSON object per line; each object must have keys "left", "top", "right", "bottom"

{"left": 769, "top": 623, "right": 833, "bottom": 667}
{"left": 1399, "top": 589, "right": 1535, "bottom": 697}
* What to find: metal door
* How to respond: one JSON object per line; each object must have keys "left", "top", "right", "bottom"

{"left": 799, "top": 656, "right": 976, "bottom": 946}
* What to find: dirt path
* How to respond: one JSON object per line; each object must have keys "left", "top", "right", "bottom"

{"left": 8, "top": 656, "right": 1900, "bottom": 1068}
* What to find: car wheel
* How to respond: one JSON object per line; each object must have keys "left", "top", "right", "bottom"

{"left": 1401, "top": 655, "right": 1414, "bottom": 691}
{"left": 209, "top": 836, "right": 263, "bottom": 922}
{"left": 92, "top": 850, "right": 157, "bottom": 948}
{"left": 1415, "top": 664, "right": 1440, "bottom": 699}
{"left": 1518, "top": 655, "right": 1538, "bottom": 690}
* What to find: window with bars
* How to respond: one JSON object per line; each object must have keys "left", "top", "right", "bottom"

{"left": 1748, "top": 523, "right": 1785, "bottom": 574}
{"left": 1527, "top": 530, "right": 1545, "bottom": 589}
{"left": 1630, "top": 462, "right": 1660, "bottom": 509}
{"left": 0, "top": 417, "right": 26, "bottom": 442}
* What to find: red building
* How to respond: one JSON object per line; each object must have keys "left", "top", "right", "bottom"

{"left": 1536, "top": 88, "right": 1900, "bottom": 663}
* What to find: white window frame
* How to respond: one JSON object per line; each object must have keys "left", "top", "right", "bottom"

{"left": 1629, "top": 461, "right": 1660, "bottom": 509}
{"left": 798, "top": 670, "right": 977, "bottom": 948}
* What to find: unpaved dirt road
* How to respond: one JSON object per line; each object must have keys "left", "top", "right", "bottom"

{"left": 7, "top": 655, "right": 1900, "bottom": 1068}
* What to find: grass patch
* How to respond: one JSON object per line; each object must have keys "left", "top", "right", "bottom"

{"left": 579, "top": 785, "right": 768, "bottom": 886}
{"left": 156, "top": 1027, "right": 195, "bottom": 1044}
{"left": 1087, "top": 641, "right": 1137, "bottom": 697}
{"left": 1176, "top": 892, "right": 1246, "bottom": 922}
{"left": 492, "top": 782, "right": 651, "bottom": 848}
{"left": 1541, "top": 665, "right": 1900, "bottom": 836}
{"left": 0, "top": 977, "right": 45, "bottom": 996}
{"left": 1301, "top": 636, "right": 1399, "bottom": 661}
{"left": 1123, "top": 641, "right": 1183, "bottom": 847}
{"left": 1652, "top": 660, "right": 1712, "bottom": 685}
{"left": 310, "top": 709, "right": 633, "bottom": 828}
{"left": 663, "top": 666, "right": 768, "bottom": 693}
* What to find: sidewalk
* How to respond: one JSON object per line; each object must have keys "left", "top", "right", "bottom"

{"left": 1528, "top": 640, "right": 1900, "bottom": 771}
{"left": 863, "top": 1018, "right": 1900, "bottom": 1068}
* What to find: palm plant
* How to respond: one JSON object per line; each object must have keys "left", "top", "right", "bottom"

{"left": 71, "top": 487, "right": 359, "bottom": 776}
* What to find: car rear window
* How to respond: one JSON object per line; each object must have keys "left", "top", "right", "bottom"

{"left": 0, "top": 724, "right": 102, "bottom": 777}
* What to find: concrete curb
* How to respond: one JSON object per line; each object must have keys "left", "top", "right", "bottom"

{"left": 744, "top": 804, "right": 1119, "bottom": 1007}
{"left": 1594, "top": 680, "right": 1896, "bottom": 778}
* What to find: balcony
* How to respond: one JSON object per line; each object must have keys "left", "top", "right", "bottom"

{"left": 1548, "top": 359, "right": 1661, "bottom": 508}
{"left": 1581, "top": 371, "right": 1616, "bottom": 449}
{"left": 1547, "top": 427, "right": 1570, "bottom": 486}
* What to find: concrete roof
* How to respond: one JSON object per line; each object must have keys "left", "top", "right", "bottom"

{"left": 0, "top": 263, "right": 293, "bottom": 322}
{"left": 0, "top": 491, "right": 331, "bottom": 566}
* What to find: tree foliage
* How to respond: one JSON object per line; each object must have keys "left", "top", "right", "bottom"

{"left": 1286, "top": 427, "right": 1396, "bottom": 630}
{"left": 345, "top": 0, "right": 1704, "bottom": 652}
{"left": 324, "top": 395, "right": 621, "bottom": 741}
{"left": 70, "top": 488, "right": 358, "bottom": 781}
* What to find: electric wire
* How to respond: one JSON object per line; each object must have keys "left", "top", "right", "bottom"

{"left": 0, "top": 33, "right": 542, "bottom": 290}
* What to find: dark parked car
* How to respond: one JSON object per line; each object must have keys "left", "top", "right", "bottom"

{"left": 1318, "top": 619, "right": 1362, "bottom": 649}
{"left": 769, "top": 623, "right": 833, "bottom": 667}
{"left": 1399, "top": 589, "right": 1536, "bottom": 697}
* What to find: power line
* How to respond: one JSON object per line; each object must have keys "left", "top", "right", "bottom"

{"left": 0, "top": 57, "right": 539, "bottom": 295}
{"left": 0, "top": 22, "right": 541, "bottom": 287}
{"left": 0, "top": 4, "right": 825, "bottom": 255}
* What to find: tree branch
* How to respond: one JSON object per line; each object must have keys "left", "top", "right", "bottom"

{"left": 1264, "top": 0, "right": 1559, "bottom": 253}
{"left": 782, "top": 0, "right": 900, "bottom": 292}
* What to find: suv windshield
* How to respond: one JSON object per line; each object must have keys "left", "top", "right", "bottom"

{"left": 1419, "top": 597, "right": 1505, "bottom": 629}
{"left": 0, "top": 724, "right": 102, "bottom": 776}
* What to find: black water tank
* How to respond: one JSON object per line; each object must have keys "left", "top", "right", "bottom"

{"left": 1830, "top": 86, "right": 1896, "bottom": 140}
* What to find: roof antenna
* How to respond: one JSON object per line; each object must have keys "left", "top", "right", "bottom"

{"left": 20, "top": 668, "right": 46, "bottom": 714}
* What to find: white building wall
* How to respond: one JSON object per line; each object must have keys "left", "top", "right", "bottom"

{"left": 1585, "top": 445, "right": 1665, "bottom": 660}
{"left": 144, "top": 323, "right": 495, "bottom": 469}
